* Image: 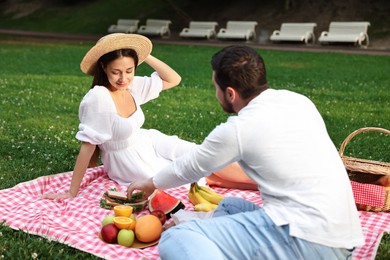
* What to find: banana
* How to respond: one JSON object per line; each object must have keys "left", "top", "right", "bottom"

{"left": 188, "top": 182, "right": 223, "bottom": 211}
{"left": 193, "top": 187, "right": 212, "bottom": 205}
{"left": 187, "top": 183, "right": 198, "bottom": 205}
{"left": 197, "top": 189, "right": 224, "bottom": 205}
{"left": 193, "top": 182, "right": 201, "bottom": 191}
{"left": 194, "top": 182, "right": 225, "bottom": 205}
{"left": 198, "top": 185, "right": 224, "bottom": 197}
{"left": 194, "top": 202, "right": 218, "bottom": 212}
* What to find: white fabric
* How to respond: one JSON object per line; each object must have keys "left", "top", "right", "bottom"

{"left": 76, "top": 72, "right": 196, "bottom": 185}
{"left": 170, "top": 209, "right": 215, "bottom": 225}
{"left": 153, "top": 88, "right": 364, "bottom": 249}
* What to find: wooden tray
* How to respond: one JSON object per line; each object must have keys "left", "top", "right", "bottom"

{"left": 98, "top": 232, "right": 159, "bottom": 249}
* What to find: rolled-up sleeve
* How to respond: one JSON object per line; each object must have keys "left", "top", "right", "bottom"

{"left": 153, "top": 119, "right": 241, "bottom": 189}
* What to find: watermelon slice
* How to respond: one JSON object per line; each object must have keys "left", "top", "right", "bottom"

{"left": 148, "top": 190, "right": 185, "bottom": 219}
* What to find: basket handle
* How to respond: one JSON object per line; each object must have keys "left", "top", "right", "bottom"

{"left": 339, "top": 127, "right": 390, "bottom": 156}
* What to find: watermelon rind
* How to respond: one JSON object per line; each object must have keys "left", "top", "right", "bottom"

{"left": 148, "top": 190, "right": 185, "bottom": 219}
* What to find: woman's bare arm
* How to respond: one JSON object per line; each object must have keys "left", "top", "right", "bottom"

{"left": 42, "top": 142, "right": 96, "bottom": 199}
{"left": 144, "top": 55, "right": 181, "bottom": 90}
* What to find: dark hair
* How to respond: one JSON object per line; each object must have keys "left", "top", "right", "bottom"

{"left": 211, "top": 45, "right": 268, "bottom": 99}
{"left": 91, "top": 48, "right": 139, "bottom": 88}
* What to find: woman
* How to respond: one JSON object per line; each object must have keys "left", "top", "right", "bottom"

{"left": 43, "top": 33, "right": 256, "bottom": 200}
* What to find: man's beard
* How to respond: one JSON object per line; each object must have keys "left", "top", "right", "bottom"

{"left": 220, "top": 96, "right": 235, "bottom": 114}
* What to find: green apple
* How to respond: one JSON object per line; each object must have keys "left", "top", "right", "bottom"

{"left": 129, "top": 214, "right": 136, "bottom": 222}
{"left": 117, "top": 229, "right": 135, "bottom": 247}
{"left": 102, "top": 215, "right": 115, "bottom": 226}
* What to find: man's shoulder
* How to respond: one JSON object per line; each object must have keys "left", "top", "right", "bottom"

{"left": 256, "top": 88, "right": 312, "bottom": 105}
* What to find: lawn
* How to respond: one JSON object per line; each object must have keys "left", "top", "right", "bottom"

{"left": 0, "top": 40, "right": 389, "bottom": 259}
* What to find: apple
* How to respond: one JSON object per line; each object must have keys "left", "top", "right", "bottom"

{"left": 129, "top": 214, "right": 136, "bottom": 222}
{"left": 117, "top": 229, "right": 135, "bottom": 247}
{"left": 102, "top": 215, "right": 115, "bottom": 226}
{"left": 150, "top": 209, "right": 167, "bottom": 225}
{"left": 101, "top": 223, "right": 119, "bottom": 244}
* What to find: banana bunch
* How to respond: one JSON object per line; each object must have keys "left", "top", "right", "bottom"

{"left": 188, "top": 182, "right": 225, "bottom": 212}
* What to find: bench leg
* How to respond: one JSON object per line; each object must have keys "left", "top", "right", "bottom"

{"left": 162, "top": 29, "right": 171, "bottom": 39}
{"left": 359, "top": 34, "right": 369, "bottom": 48}
{"left": 304, "top": 32, "right": 315, "bottom": 45}
{"left": 246, "top": 32, "right": 256, "bottom": 42}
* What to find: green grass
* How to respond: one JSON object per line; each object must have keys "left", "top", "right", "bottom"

{"left": 0, "top": 41, "right": 389, "bottom": 259}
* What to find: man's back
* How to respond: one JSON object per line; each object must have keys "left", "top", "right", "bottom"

{"left": 222, "top": 88, "right": 363, "bottom": 248}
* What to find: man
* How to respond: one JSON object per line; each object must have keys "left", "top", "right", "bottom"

{"left": 127, "top": 45, "right": 364, "bottom": 259}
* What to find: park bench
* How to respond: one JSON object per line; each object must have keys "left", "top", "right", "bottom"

{"left": 137, "top": 19, "right": 172, "bottom": 38}
{"left": 107, "top": 19, "right": 139, "bottom": 34}
{"left": 179, "top": 21, "right": 219, "bottom": 39}
{"left": 318, "top": 21, "right": 371, "bottom": 47}
{"left": 270, "top": 23, "right": 317, "bottom": 44}
{"left": 217, "top": 21, "right": 258, "bottom": 41}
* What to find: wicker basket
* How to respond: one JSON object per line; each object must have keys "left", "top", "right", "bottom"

{"left": 339, "top": 127, "right": 390, "bottom": 212}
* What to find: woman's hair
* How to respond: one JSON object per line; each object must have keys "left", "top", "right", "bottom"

{"left": 91, "top": 48, "right": 139, "bottom": 88}
{"left": 211, "top": 45, "right": 268, "bottom": 99}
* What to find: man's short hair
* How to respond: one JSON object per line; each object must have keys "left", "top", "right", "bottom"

{"left": 211, "top": 45, "right": 268, "bottom": 99}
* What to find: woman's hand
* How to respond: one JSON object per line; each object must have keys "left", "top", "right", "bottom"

{"left": 41, "top": 192, "right": 75, "bottom": 200}
{"left": 127, "top": 177, "right": 156, "bottom": 200}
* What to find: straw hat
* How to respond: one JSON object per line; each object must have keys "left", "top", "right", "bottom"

{"left": 80, "top": 33, "right": 152, "bottom": 75}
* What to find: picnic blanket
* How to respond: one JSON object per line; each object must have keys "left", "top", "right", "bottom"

{"left": 1, "top": 166, "right": 389, "bottom": 260}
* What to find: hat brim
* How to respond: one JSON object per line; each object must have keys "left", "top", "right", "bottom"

{"left": 80, "top": 33, "right": 152, "bottom": 75}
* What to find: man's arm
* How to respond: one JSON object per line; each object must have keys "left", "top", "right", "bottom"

{"left": 127, "top": 120, "right": 240, "bottom": 198}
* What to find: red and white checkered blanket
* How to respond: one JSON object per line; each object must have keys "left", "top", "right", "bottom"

{"left": 351, "top": 181, "right": 386, "bottom": 207}
{"left": 1, "top": 166, "right": 389, "bottom": 260}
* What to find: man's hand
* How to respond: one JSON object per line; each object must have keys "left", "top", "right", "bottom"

{"left": 127, "top": 177, "right": 156, "bottom": 200}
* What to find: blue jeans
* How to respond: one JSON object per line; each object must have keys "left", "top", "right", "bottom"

{"left": 159, "top": 197, "right": 353, "bottom": 260}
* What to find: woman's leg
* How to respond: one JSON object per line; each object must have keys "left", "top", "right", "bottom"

{"left": 206, "top": 162, "right": 258, "bottom": 190}
{"left": 148, "top": 129, "right": 257, "bottom": 190}
{"left": 206, "top": 172, "right": 258, "bottom": 190}
{"left": 147, "top": 129, "right": 196, "bottom": 160}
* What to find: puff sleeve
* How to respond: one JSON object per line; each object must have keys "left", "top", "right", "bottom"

{"left": 131, "top": 72, "right": 163, "bottom": 105}
{"left": 75, "top": 86, "right": 114, "bottom": 144}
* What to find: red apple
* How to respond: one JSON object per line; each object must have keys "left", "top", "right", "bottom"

{"left": 101, "top": 223, "right": 120, "bottom": 244}
{"left": 150, "top": 209, "right": 167, "bottom": 225}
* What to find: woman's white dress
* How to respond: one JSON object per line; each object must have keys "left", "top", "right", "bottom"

{"left": 76, "top": 72, "right": 195, "bottom": 185}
